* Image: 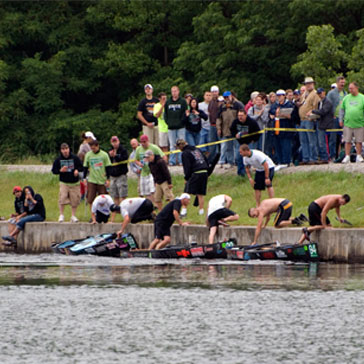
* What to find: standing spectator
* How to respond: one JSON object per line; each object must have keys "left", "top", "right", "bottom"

{"left": 135, "top": 134, "right": 164, "bottom": 202}
{"left": 327, "top": 76, "right": 347, "bottom": 159}
{"left": 177, "top": 139, "right": 209, "bottom": 215}
{"left": 231, "top": 91, "right": 245, "bottom": 109}
{"left": 2, "top": 186, "right": 46, "bottom": 246}
{"left": 198, "top": 91, "right": 212, "bottom": 154}
{"left": 298, "top": 77, "right": 320, "bottom": 165}
{"left": 285, "top": 89, "right": 294, "bottom": 103}
{"left": 247, "top": 93, "right": 269, "bottom": 151}
{"left": 239, "top": 144, "right": 275, "bottom": 207}
{"left": 83, "top": 140, "right": 112, "bottom": 208}
{"left": 268, "top": 92, "right": 277, "bottom": 106}
{"left": 144, "top": 150, "right": 174, "bottom": 211}
{"left": 291, "top": 90, "right": 303, "bottom": 164}
{"left": 164, "top": 85, "right": 187, "bottom": 166}
{"left": 185, "top": 93, "right": 193, "bottom": 107}
{"left": 153, "top": 92, "right": 169, "bottom": 154}
{"left": 7, "top": 186, "right": 26, "bottom": 235}
{"left": 339, "top": 82, "right": 364, "bottom": 163}
{"left": 245, "top": 91, "right": 259, "bottom": 112}
{"left": 108, "top": 136, "right": 129, "bottom": 221}
{"left": 52, "top": 143, "right": 83, "bottom": 222}
{"left": 90, "top": 194, "right": 114, "bottom": 224}
{"left": 129, "top": 138, "right": 141, "bottom": 196}
{"left": 230, "top": 109, "right": 260, "bottom": 176}
{"left": 137, "top": 84, "right": 159, "bottom": 145}
{"left": 309, "top": 88, "right": 334, "bottom": 163}
{"left": 185, "top": 98, "right": 208, "bottom": 147}
{"left": 77, "top": 131, "right": 95, "bottom": 163}
{"left": 269, "top": 89, "right": 295, "bottom": 166}
{"left": 217, "top": 91, "right": 240, "bottom": 169}
{"left": 207, "top": 85, "right": 220, "bottom": 163}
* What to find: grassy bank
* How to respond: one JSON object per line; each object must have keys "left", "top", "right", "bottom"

{"left": 0, "top": 170, "right": 362, "bottom": 227}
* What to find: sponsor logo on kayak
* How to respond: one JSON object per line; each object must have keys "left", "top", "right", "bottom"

{"left": 177, "top": 249, "right": 191, "bottom": 258}
{"left": 190, "top": 247, "right": 204, "bottom": 257}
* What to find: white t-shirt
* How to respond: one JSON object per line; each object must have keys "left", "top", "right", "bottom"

{"left": 198, "top": 101, "right": 210, "bottom": 130}
{"left": 120, "top": 198, "right": 145, "bottom": 218}
{"left": 91, "top": 195, "right": 114, "bottom": 215}
{"left": 243, "top": 150, "right": 275, "bottom": 171}
{"left": 207, "top": 194, "right": 226, "bottom": 217}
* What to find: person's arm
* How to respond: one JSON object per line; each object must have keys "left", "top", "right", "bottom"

{"left": 335, "top": 206, "right": 343, "bottom": 223}
{"left": 263, "top": 213, "right": 271, "bottom": 228}
{"left": 252, "top": 213, "right": 265, "bottom": 244}
{"left": 246, "top": 165, "right": 254, "bottom": 188}
{"left": 181, "top": 152, "right": 192, "bottom": 181}
{"left": 199, "top": 109, "right": 208, "bottom": 120}
{"left": 262, "top": 161, "right": 271, "bottom": 186}
{"left": 312, "top": 100, "right": 332, "bottom": 117}
{"left": 224, "top": 195, "right": 232, "bottom": 209}
{"left": 321, "top": 202, "right": 334, "bottom": 227}
{"left": 173, "top": 209, "right": 189, "bottom": 226}
{"left": 154, "top": 103, "right": 164, "bottom": 118}
{"left": 117, "top": 215, "right": 131, "bottom": 237}
{"left": 51, "top": 159, "right": 60, "bottom": 175}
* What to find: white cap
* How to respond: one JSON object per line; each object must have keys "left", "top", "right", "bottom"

{"left": 276, "top": 89, "right": 286, "bottom": 96}
{"left": 331, "top": 83, "right": 337, "bottom": 88}
{"left": 210, "top": 85, "right": 219, "bottom": 92}
{"left": 144, "top": 84, "right": 153, "bottom": 90}
{"left": 178, "top": 193, "right": 191, "bottom": 200}
{"left": 250, "top": 91, "right": 259, "bottom": 100}
{"left": 85, "top": 131, "right": 96, "bottom": 140}
{"left": 98, "top": 195, "right": 107, "bottom": 205}
{"left": 217, "top": 96, "right": 224, "bottom": 102}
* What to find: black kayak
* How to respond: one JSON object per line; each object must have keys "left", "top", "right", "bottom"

{"left": 227, "top": 241, "right": 319, "bottom": 262}
{"left": 120, "top": 239, "right": 237, "bottom": 259}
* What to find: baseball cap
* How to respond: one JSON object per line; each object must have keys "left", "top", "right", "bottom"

{"left": 98, "top": 195, "right": 107, "bottom": 205}
{"left": 317, "top": 87, "right": 325, "bottom": 94}
{"left": 13, "top": 186, "right": 22, "bottom": 194}
{"left": 143, "top": 150, "right": 154, "bottom": 158}
{"left": 223, "top": 91, "right": 231, "bottom": 97}
{"left": 276, "top": 89, "right": 286, "bottom": 96}
{"left": 176, "top": 138, "right": 187, "bottom": 148}
{"left": 293, "top": 89, "right": 300, "bottom": 95}
{"left": 110, "top": 136, "right": 119, "bottom": 143}
{"left": 217, "top": 96, "right": 224, "bottom": 102}
{"left": 331, "top": 83, "right": 337, "bottom": 89}
{"left": 144, "top": 84, "right": 153, "bottom": 90}
{"left": 140, "top": 134, "right": 149, "bottom": 142}
{"left": 178, "top": 193, "right": 191, "bottom": 200}
{"left": 85, "top": 131, "right": 96, "bottom": 140}
{"left": 210, "top": 85, "right": 219, "bottom": 92}
{"left": 109, "top": 204, "right": 121, "bottom": 213}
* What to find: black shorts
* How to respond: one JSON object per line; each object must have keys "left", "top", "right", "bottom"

{"left": 154, "top": 221, "right": 171, "bottom": 240}
{"left": 96, "top": 211, "right": 110, "bottom": 223}
{"left": 308, "top": 201, "right": 330, "bottom": 226}
{"left": 208, "top": 208, "right": 236, "bottom": 229}
{"left": 254, "top": 167, "right": 275, "bottom": 190}
{"left": 273, "top": 199, "right": 292, "bottom": 227}
{"left": 131, "top": 199, "right": 154, "bottom": 223}
{"left": 185, "top": 171, "right": 208, "bottom": 195}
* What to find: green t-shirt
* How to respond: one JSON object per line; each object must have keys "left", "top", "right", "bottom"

{"left": 341, "top": 93, "right": 364, "bottom": 128}
{"left": 135, "top": 143, "right": 164, "bottom": 177}
{"left": 153, "top": 102, "right": 168, "bottom": 133}
{"left": 84, "top": 150, "right": 112, "bottom": 185}
{"left": 335, "top": 90, "right": 345, "bottom": 117}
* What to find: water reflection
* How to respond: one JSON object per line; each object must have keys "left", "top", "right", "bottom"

{"left": 1, "top": 254, "right": 364, "bottom": 290}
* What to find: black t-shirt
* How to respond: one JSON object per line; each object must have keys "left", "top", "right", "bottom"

{"left": 14, "top": 197, "right": 25, "bottom": 215}
{"left": 156, "top": 199, "right": 182, "bottom": 227}
{"left": 137, "top": 97, "right": 159, "bottom": 125}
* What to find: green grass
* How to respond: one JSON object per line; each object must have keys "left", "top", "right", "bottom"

{"left": 0, "top": 171, "right": 362, "bottom": 227}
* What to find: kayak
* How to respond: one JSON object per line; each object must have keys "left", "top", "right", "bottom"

{"left": 51, "top": 233, "right": 138, "bottom": 256}
{"left": 120, "top": 239, "right": 237, "bottom": 259}
{"left": 227, "top": 241, "right": 319, "bottom": 262}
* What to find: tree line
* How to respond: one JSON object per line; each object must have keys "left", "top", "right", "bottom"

{"left": 0, "top": 0, "right": 364, "bottom": 160}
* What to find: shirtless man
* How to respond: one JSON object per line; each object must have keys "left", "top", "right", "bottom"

{"left": 248, "top": 198, "right": 302, "bottom": 245}
{"left": 298, "top": 194, "right": 350, "bottom": 244}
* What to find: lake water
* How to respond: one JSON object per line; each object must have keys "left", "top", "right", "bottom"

{"left": 1, "top": 253, "right": 364, "bottom": 364}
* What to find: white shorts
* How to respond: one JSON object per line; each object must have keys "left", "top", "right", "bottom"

{"left": 140, "top": 174, "right": 155, "bottom": 196}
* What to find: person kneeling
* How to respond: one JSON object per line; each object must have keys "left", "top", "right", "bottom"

{"left": 149, "top": 193, "right": 191, "bottom": 250}
{"left": 90, "top": 195, "right": 114, "bottom": 224}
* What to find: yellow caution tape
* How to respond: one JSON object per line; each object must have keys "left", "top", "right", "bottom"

{"left": 111, "top": 126, "right": 343, "bottom": 166}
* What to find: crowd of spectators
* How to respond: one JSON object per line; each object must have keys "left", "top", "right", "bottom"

{"left": 3, "top": 75, "right": 363, "bottom": 245}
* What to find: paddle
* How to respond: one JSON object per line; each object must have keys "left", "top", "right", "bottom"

{"left": 336, "top": 217, "right": 352, "bottom": 226}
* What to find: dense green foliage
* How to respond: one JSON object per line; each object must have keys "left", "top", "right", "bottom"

{"left": 1, "top": 0, "right": 364, "bottom": 159}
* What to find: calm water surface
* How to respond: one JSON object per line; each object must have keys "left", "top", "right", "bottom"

{"left": 1, "top": 253, "right": 364, "bottom": 364}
